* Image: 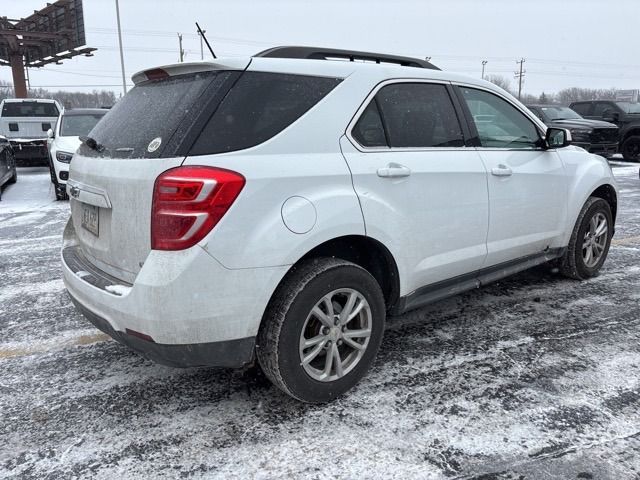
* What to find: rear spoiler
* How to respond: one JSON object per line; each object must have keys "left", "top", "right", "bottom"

{"left": 132, "top": 58, "right": 250, "bottom": 85}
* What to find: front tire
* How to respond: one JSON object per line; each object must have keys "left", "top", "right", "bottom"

{"left": 48, "top": 156, "right": 68, "bottom": 201}
{"left": 621, "top": 135, "right": 640, "bottom": 162}
{"left": 257, "top": 258, "right": 385, "bottom": 403}
{"left": 55, "top": 184, "right": 69, "bottom": 201}
{"left": 560, "top": 197, "right": 613, "bottom": 280}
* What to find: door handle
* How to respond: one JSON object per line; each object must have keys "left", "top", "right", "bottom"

{"left": 491, "top": 164, "right": 513, "bottom": 177}
{"left": 377, "top": 163, "right": 412, "bottom": 178}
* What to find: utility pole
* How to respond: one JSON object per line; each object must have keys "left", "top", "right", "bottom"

{"left": 9, "top": 54, "right": 27, "bottom": 98}
{"left": 515, "top": 58, "right": 526, "bottom": 100}
{"left": 115, "top": 0, "right": 127, "bottom": 96}
{"left": 481, "top": 60, "right": 488, "bottom": 79}
{"left": 197, "top": 27, "right": 206, "bottom": 60}
{"left": 178, "top": 33, "right": 184, "bottom": 62}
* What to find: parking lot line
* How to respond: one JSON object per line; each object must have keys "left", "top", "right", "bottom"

{"left": 611, "top": 235, "right": 640, "bottom": 246}
{"left": 0, "top": 332, "right": 110, "bottom": 359}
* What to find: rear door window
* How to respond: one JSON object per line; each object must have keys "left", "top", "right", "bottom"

{"left": 351, "top": 101, "right": 387, "bottom": 147}
{"left": 571, "top": 103, "right": 592, "bottom": 116}
{"left": 79, "top": 71, "right": 235, "bottom": 159}
{"left": 368, "top": 83, "right": 464, "bottom": 148}
{"left": 189, "top": 72, "right": 342, "bottom": 155}
{"left": 593, "top": 102, "right": 616, "bottom": 117}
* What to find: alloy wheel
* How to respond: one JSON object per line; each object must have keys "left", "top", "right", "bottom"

{"left": 582, "top": 212, "right": 608, "bottom": 268}
{"left": 298, "top": 288, "right": 372, "bottom": 382}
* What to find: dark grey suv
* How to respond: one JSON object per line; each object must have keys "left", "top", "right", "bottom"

{"left": 570, "top": 100, "right": 640, "bottom": 161}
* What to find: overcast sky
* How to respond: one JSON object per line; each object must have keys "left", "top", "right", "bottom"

{"left": 1, "top": 0, "right": 639, "bottom": 97}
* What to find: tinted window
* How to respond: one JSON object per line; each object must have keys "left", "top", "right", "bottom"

{"left": 528, "top": 107, "right": 546, "bottom": 122}
{"left": 352, "top": 101, "right": 387, "bottom": 147}
{"left": 60, "top": 114, "right": 106, "bottom": 137}
{"left": 593, "top": 102, "right": 616, "bottom": 117}
{"left": 2, "top": 101, "right": 58, "bottom": 117}
{"left": 80, "top": 71, "right": 232, "bottom": 158}
{"left": 616, "top": 102, "right": 640, "bottom": 113}
{"left": 461, "top": 87, "right": 540, "bottom": 149}
{"left": 571, "top": 103, "right": 591, "bottom": 116}
{"left": 190, "top": 72, "right": 342, "bottom": 155}
{"left": 375, "top": 83, "right": 464, "bottom": 148}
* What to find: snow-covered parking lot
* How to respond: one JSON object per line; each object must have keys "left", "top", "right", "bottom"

{"left": 1, "top": 165, "right": 640, "bottom": 479}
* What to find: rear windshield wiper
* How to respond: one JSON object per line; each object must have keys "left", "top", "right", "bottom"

{"left": 79, "top": 136, "right": 105, "bottom": 152}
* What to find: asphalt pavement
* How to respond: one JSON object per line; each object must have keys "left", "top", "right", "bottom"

{"left": 1, "top": 165, "right": 640, "bottom": 479}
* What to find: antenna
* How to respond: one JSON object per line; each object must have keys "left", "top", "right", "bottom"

{"left": 195, "top": 22, "right": 217, "bottom": 59}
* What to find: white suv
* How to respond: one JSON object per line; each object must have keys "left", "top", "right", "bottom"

{"left": 62, "top": 47, "right": 617, "bottom": 403}
{"left": 47, "top": 108, "right": 108, "bottom": 200}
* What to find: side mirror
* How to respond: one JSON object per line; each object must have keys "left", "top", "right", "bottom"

{"left": 546, "top": 127, "right": 572, "bottom": 149}
{"left": 602, "top": 110, "right": 619, "bottom": 123}
{"left": 47, "top": 128, "right": 54, "bottom": 139}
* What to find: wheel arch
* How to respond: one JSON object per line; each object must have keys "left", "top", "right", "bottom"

{"left": 621, "top": 127, "right": 640, "bottom": 141}
{"left": 590, "top": 183, "right": 617, "bottom": 222}
{"left": 268, "top": 235, "right": 401, "bottom": 313}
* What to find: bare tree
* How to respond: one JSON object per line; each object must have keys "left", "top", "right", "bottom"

{"left": 485, "top": 75, "right": 514, "bottom": 95}
{"left": 555, "top": 87, "right": 618, "bottom": 104}
{"left": 0, "top": 81, "right": 116, "bottom": 108}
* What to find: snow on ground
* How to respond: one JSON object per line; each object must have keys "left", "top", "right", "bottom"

{"left": 1, "top": 165, "right": 640, "bottom": 479}
{"left": 0, "top": 167, "right": 64, "bottom": 215}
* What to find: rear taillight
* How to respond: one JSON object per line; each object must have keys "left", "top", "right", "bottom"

{"left": 151, "top": 166, "right": 245, "bottom": 251}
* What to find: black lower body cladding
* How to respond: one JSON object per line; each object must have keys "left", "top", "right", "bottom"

{"left": 68, "top": 293, "right": 256, "bottom": 368}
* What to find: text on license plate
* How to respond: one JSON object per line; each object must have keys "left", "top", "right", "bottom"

{"left": 82, "top": 203, "right": 99, "bottom": 236}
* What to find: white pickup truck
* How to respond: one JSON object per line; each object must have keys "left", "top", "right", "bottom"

{"left": 0, "top": 98, "right": 61, "bottom": 166}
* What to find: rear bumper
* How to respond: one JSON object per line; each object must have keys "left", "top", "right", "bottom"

{"left": 61, "top": 218, "right": 288, "bottom": 368}
{"left": 69, "top": 293, "right": 255, "bottom": 368}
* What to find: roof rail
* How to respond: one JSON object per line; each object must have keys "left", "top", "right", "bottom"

{"left": 254, "top": 46, "right": 440, "bottom": 70}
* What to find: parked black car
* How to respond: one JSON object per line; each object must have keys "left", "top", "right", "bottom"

{"left": 527, "top": 104, "right": 619, "bottom": 158}
{"left": 0, "top": 135, "right": 18, "bottom": 201}
{"left": 570, "top": 100, "right": 640, "bottom": 161}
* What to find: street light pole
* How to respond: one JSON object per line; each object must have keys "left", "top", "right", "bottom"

{"left": 115, "top": 0, "right": 127, "bottom": 96}
{"left": 481, "top": 60, "right": 488, "bottom": 79}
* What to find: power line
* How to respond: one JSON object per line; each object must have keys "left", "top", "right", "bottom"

{"left": 26, "top": 69, "right": 122, "bottom": 79}
{"left": 29, "top": 84, "right": 133, "bottom": 88}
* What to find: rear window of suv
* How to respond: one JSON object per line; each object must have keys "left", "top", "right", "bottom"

{"left": 79, "top": 71, "right": 341, "bottom": 159}
{"left": 189, "top": 72, "right": 342, "bottom": 155}
{"left": 79, "top": 71, "right": 234, "bottom": 159}
{"left": 2, "top": 101, "right": 59, "bottom": 117}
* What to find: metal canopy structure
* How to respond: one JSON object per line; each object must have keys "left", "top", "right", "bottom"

{"left": 0, "top": 0, "right": 96, "bottom": 98}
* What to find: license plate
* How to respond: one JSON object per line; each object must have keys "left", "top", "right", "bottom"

{"left": 81, "top": 203, "right": 99, "bottom": 237}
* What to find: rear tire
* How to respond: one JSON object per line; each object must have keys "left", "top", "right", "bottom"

{"left": 257, "top": 257, "right": 385, "bottom": 403}
{"left": 560, "top": 197, "right": 613, "bottom": 280}
{"left": 621, "top": 135, "right": 640, "bottom": 162}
